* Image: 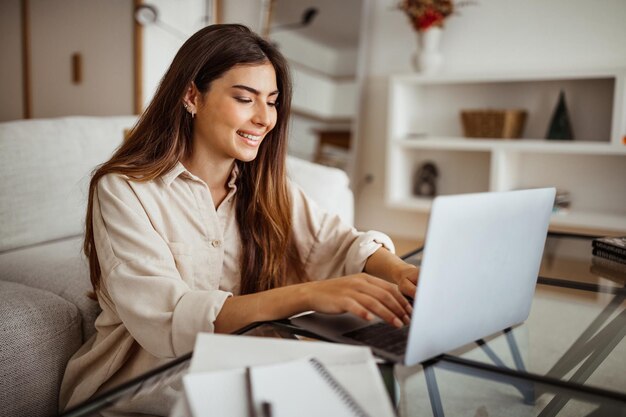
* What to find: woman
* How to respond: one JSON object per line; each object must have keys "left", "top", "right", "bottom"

{"left": 60, "top": 24, "right": 418, "bottom": 413}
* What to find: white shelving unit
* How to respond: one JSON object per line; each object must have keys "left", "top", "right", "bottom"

{"left": 385, "top": 69, "right": 626, "bottom": 233}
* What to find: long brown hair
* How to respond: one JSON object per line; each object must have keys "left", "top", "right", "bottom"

{"left": 85, "top": 24, "right": 307, "bottom": 298}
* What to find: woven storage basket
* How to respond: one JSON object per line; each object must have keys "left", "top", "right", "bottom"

{"left": 461, "top": 109, "right": 527, "bottom": 139}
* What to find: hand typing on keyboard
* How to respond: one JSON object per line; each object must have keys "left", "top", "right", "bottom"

{"left": 302, "top": 274, "right": 412, "bottom": 328}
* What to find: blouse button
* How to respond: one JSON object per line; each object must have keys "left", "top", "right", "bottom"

{"left": 211, "top": 240, "right": 222, "bottom": 248}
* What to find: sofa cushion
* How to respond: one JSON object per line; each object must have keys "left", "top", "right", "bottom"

{"left": 0, "top": 116, "right": 138, "bottom": 252}
{"left": 0, "top": 237, "right": 100, "bottom": 341}
{"left": 0, "top": 280, "right": 82, "bottom": 417}
{"left": 286, "top": 156, "right": 354, "bottom": 226}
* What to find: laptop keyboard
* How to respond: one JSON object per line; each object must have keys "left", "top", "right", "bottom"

{"left": 343, "top": 322, "right": 409, "bottom": 356}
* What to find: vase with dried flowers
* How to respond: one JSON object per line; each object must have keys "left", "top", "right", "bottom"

{"left": 398, "top": 0, "right": 459, "bottom": 73}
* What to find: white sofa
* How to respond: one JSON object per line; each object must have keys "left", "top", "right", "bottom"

{"left": 0, "top": 116, "right": 354, "bottom": 417}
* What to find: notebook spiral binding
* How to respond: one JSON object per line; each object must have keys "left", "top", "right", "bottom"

{"left": 308, "top": 358, "right": 372, "bottom": 417}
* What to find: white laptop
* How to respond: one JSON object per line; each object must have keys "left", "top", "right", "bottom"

{"left": 290, "top": 188, "right": 556, "bottom": 366}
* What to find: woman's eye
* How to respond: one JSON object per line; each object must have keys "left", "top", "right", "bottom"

{"left": 235, "top": 97, "right": 252, "bottom": 103}
{"left": 267, "top": 101, "right": 277, "bottom": 107}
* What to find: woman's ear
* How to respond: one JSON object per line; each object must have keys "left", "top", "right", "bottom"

{"left": 183, "top": 82, "right": 200, "bottom": 115}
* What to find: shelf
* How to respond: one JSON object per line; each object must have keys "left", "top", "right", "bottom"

{"left": 388, "top": 197, "right": 626, "bottom": 232}
{"left": 550, "top": 210, "right": 626, "bottom": 231}
{"left": 389, "top": 72, "right": 623, "bottom": 145}
{"left": 391, "top": 68, "right": 626, "bottom": 85}
{"left": 395, "top": 137, "right": 626, "bottom": 155}
{"left": 385, "top": 69, "right": 626, "bottom": 234}
{"left": 291, "top": 108, "right": 352, "bottom": 124}
{"left": 388, "top": 196, "right": 433, "bottom": 211}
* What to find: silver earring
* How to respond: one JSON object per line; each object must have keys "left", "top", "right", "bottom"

{"left": 184, "top": 103, "right": 195, "bottom": 118}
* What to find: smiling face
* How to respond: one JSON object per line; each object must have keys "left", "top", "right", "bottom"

{"left": 186, "top": 62, "right": 279, "bottom": 166}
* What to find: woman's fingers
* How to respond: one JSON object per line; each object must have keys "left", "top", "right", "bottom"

{"left": 307, "top": 275, "right": 414, "bottom": 327}
{"left": 356, "top": 280, "right": 410, "bottom": 324}
{"left": 405, "top": 266, "right": 419, "bottom": 284}
{"left": 399, "top": 278, "right": 417, "bottom": 299}
{"left": 354, "top": 293, "right": 406, "bottom": 327}
{"left": 343, "top": 298, "right": 374, "bottom": 322}
{"left": 362, "top": 275, "right": 412, "bottom": 315}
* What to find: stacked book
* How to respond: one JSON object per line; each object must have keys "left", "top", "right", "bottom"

{"left": 591, "top": 236, "right": 626, "bottom": 280}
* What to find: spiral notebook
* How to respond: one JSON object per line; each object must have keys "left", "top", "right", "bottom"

{"left": 184, "top": 357, "right": 370, "bottom": 417}
{"left": 180, "top": 334, "right": 396, "bottom": 417}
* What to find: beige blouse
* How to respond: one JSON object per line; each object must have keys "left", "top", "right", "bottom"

{"left": 59, "top": 162, "right": 393, "bottom": 411}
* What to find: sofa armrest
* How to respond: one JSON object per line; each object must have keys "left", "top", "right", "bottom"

{"left": 0, "top": 280, "right": 82, "bottom": 417}
{"left": 0, "top": 237, "right": 100, "bottom": 342}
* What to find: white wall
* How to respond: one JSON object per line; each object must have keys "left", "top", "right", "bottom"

{"left": 0, "top": 0, "right": 24, "bottom": 122}
{"left": 142, "top": 0, "right": 206, "bottom": 109}
{"left": 272, "top": 31, "right": 358, "bottom": 78}
{"left": 354, "top": 0, "right": 626, "bottom": 238}
{"left": 272, "top": 32, "right": 339, "bottom": 76}
{"left": 221, "top": 0, "right": 264, "bottom": 33}
{"left": 269, "top": 31, "right": 359, "bottom": 161}
{"left": 287, "top": 116, "right": 324, "bottom": 161}
{"left": 272, "top": 32, "right": 359, "bottom": 118}
{"left": 291, "top": 68, "right": 356, "bottom": 120}
{"left": 334, "top": 47, "right": 359, "bottom": 77}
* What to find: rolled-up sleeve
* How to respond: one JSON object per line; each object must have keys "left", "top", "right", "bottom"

{"left": 289, "top": 182, "right": 395, "bottom": 280}
{"left": 93, "top": 175, "right": 231, "bottom": 358}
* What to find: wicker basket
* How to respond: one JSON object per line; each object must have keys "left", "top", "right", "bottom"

{"left": 461, "top": 109, "right": 527, "bottom": 139}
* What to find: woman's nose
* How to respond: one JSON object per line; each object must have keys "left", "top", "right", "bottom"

{"left": 252, "top": 103, "right": 271, "bottom": 127}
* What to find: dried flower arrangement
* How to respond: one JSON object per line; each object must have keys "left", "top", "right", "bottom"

{"left": 398, "top": 0, "right": 470, "bottom": 31}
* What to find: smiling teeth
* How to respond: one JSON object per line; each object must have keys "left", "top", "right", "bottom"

{"left": 238, "top": 131, "right": 261, "bottom": 141}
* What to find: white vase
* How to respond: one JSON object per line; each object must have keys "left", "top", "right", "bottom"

{"left": 414, "top": 27, "right": 443, "bottom": 74}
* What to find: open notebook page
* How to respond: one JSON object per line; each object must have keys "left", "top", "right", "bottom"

{"left": 183, "top": 357, "right": 370, "bottom": 417}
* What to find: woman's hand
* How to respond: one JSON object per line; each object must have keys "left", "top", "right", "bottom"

{"left": 215, "top": 250, "right": 419, "bottom": 334}
{"left": 392, "top": 263, "right": 419, "bottom": 299}
{"left": 363, "top": 247, "right": 420, "bottom": 299}
{"left": 303, "top": 274, "right": 412, "bottom": 328}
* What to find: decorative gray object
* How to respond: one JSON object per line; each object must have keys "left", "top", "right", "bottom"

{"left": 546, "top": 90, "right": 574, "bottom": 140}
{"left": 413, "top": 161, "right": 439, "bottom": 197}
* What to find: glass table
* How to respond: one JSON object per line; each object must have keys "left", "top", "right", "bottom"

{"left": 61, "top": 232, "right": 626, "bottom": 417}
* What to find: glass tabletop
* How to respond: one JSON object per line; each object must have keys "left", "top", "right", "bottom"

{"left": 61, "top": 232, "right": 626, "bottom": 417}
{"left": 396, "top": 232, "right": 626, "bottom": 416}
